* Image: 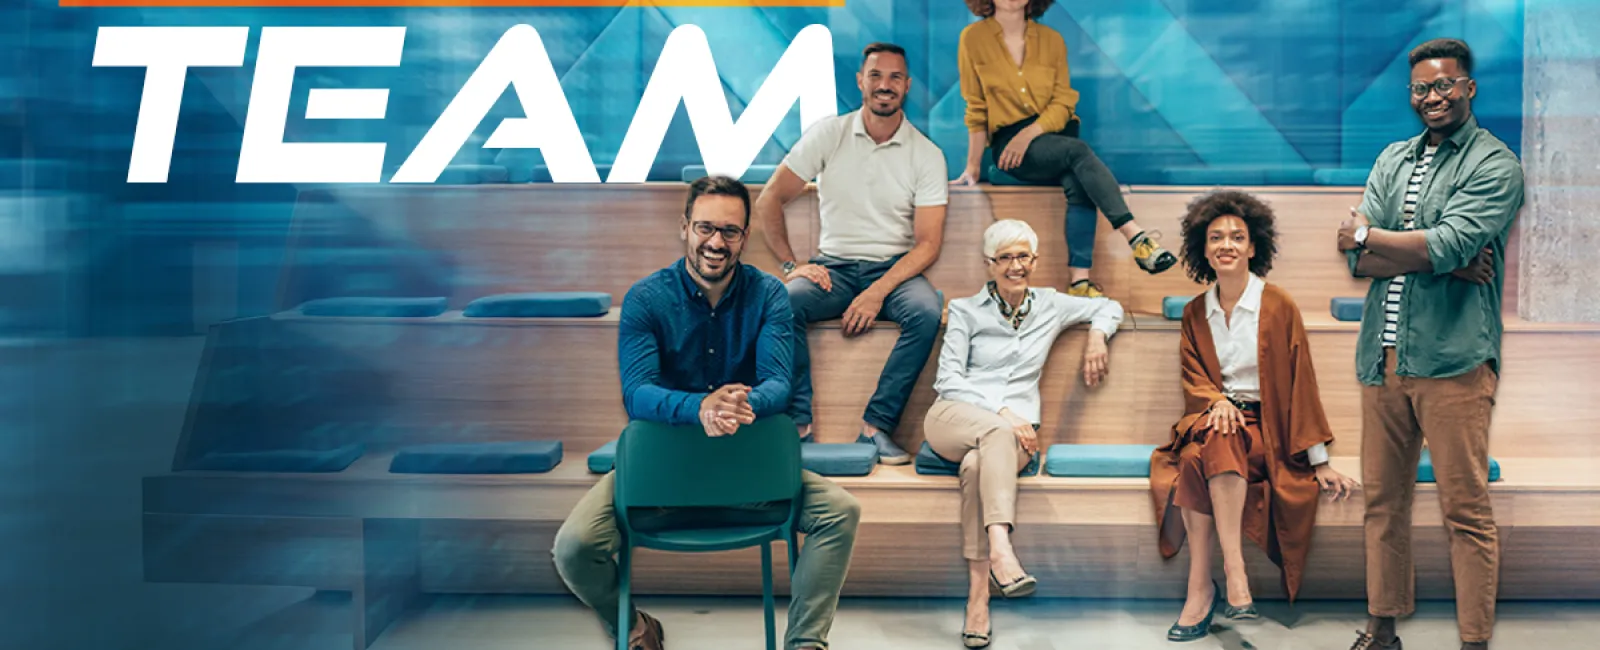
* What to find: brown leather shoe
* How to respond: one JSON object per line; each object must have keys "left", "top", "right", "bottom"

{"left": 627, "top": 611, "right": 665, "bottom": 650}
{"left": 1350, "top": 630, "right": 1401, "bottom": 650}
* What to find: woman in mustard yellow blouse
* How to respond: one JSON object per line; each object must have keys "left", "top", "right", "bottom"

{"left": 953, "top": 0, "right": 1177, "bottom": 298}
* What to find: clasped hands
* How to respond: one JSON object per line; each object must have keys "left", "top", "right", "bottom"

{"left": 699, "top": 384, "right": 755, "bottom": 437}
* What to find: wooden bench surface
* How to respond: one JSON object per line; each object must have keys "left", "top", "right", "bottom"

{"left": 278, "top": 183, "right": 1523, "bottom": 320}
{"left": 144, "top": 453, "right": 1600, "bottom": 526}
{"left": 174, "top": 310, "right": 1600, "bottom": 467}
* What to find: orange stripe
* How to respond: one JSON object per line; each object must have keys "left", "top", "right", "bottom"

{"left": 61, "top": 0, "right": 843, "bottom": 6}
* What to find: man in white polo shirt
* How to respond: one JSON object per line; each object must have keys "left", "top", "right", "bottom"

{"left": 753, "top": 42, "right": 949, "bottom": 465}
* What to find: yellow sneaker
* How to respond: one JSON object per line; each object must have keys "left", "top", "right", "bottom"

{"left": 1131, "top": 231, "right": 1178, "bottom": 274}
{"left": 1066, "top": 279, "right": 1105, "bottom": 298}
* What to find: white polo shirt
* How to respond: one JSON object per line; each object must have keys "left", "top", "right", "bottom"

{"left": 781, "top": 109, "right": 948, "bottom": 262}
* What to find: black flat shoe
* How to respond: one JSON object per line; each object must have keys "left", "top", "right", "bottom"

{"left": 1223, "top": 600, "right": 1259, "bottom": 621}
{"left": 1223, "top": 604, "right": 1259, "bottom": 620}
{"left": 1166, "top": 581, "right": 1220, "bottom": 642}
{"left": 988, "top": 570, "right": 1037, "bottom": 598}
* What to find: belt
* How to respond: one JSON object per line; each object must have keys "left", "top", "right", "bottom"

{"left": 1227, "top": 396, "right": 1260, "bottom": 413}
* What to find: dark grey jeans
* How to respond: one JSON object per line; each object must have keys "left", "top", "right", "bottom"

{"left": 993, "top": 116, "right": 1135, "bottom": 269}
{"left": 785, "top": 254, "right": 941, "bottom": 433}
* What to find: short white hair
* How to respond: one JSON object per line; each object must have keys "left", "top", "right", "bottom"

{"left": 982, "top": 219, "right": 1039, "bottom": 258}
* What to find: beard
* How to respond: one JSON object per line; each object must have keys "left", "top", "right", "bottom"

{"left": 868, "top": 91, "right": 902, "bottom": 117}
{"left": 691, "top": 244, "right": 735, "bottom": 283}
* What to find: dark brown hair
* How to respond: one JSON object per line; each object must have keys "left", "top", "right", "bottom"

{"left": 965, "top": 0, "right": 1054, "bottom": 19}
{"left": 1179, "top": 190, "right": 1279, "bottom": 284}
{"left": 683, "top": 175, "right": 751, "bottom": 228}
{"left": 1409, "top": 38, "right": 1473, "bottom": 75}
{"left": 861, "top": 42, "right": 907, "bottom": 68}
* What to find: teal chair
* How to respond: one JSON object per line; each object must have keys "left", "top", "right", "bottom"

{"left": 614, "top": 416, "right": 802, "bottom": 650}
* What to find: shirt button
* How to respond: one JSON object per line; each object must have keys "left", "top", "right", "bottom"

{"left": 708, "top": 348, "right": 715, "bottom": 354}
{"left": 1020, "top": 88, "right": 1028, "bottom": 93}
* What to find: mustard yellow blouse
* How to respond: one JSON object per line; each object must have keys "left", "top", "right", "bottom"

{"left": 958, "top": 18, "right": 1080, "bottom": 135}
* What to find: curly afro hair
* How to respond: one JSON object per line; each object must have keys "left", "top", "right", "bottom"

{"left": 965, "top": 0, "right": 1054, "bottom": 20}
{"left": 1178, "top": 190, "right": 1279, "bottom": 284}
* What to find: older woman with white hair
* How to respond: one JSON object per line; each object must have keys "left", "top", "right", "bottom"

{"left": 924, "top": 218, "right": 1125, "bottom": 647}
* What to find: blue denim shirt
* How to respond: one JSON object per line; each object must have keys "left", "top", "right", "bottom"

{"left": 617, "top": 259, "right": 794, "bottom": 426}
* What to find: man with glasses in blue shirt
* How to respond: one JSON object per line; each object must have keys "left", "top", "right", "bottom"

{"left": 551, "top": 176, "right": 861, "bottom": 650}
{"left": 1337, "top": 38, "right": 1524, "bottom": 650}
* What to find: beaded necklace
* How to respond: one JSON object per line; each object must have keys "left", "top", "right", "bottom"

{"left": 986, "top": 281, "right": 1033, "bottom": 330}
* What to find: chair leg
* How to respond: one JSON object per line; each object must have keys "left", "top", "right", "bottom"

{"left": 762, "top": 542, "right": 777, "bottom": 650}
{"left": 617, "top": 544, "right": 632, "bottom": 650}
{"left": 787, "top": 531, "right": 798, "bottom": 578}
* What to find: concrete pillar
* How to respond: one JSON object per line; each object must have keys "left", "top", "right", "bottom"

{"left": 1519, "top": 0, "right": 1600, "bottom": 322}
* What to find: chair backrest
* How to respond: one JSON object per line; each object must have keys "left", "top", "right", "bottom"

{"left": 614, "top": 416, "right": 802, "bottom": 510}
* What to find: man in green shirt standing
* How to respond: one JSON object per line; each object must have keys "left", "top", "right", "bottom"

{"left": 1336, "top": 38, "right": 1524, "bottom": 650}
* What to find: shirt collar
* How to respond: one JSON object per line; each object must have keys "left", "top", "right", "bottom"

{"left": 1206, "top": 274, "right": 1265, "bottom": 318}
{"left": 673, "top": 256, "right": 743, "bottom": 305}
{"left": 972, "top": 283, "right": 1033, "bottom": 307}
{"left": 850, "top": 107, "right": 912, "bottom": 146}
{"left": 1407, "top": 115, "right": 1479, "bottom": 160}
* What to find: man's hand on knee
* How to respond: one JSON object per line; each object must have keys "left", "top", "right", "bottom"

{"left": 842, "top": 287, "right": 887, "bottom": 336}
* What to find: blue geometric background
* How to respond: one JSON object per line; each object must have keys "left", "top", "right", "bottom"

{"left": 0, "top": 1, "right": 1524, "bottom": 335}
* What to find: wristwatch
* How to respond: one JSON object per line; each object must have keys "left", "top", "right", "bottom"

{"left": 781, "top": 260, "right": 798, "bottom": 276}
{"left": 1354, "top": 225, "right": 1370, "bottom": 249}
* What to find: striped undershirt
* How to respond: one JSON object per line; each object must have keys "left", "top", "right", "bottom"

{"left": 1383, "top": 144, "right": 1439, "bottom": 348}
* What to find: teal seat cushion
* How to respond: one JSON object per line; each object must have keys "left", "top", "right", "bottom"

{"left": 915, "top": 442, "right": 1040, "bottom": 477}
{"left": 1313, "top": 168, "right": 1372, "bottom": 186}
{"left": 1418, "top": 448, "right": 1501, "bottom": 483}
{"left": 389, "top": 441, "right": 563, "bottom": 474}
{"left": 1331, "top": 297, "right": 1364, "bottom": 322}
{"left": 434, "top": 164, "right": 510, "bottom": 184}
{"left": 588, "top": 440, "right": 617, "bottom": 473}
{"left": 1163, "top": 296, "right": 1194, "bottom": 320}
{"left": 190, "top": 443, "right": 365, "bottom": 473}
{"left": 1045, "top": 444, "right": 1159, "bottom": 478}
{"left": 984, "top": 164, "right": 1036, "bottom": 186}
{"left": 298, "top": 296, "right": 448, "bottom": 318}
{"left": 463, "top": 292, "right": 611, "bottom": 318}
{"left": 800, "top": 443, "right": 877, "bottom": 477}
{"left": 681, "top": 165, "right": 777, "bottom": 184}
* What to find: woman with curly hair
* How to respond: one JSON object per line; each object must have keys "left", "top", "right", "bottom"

{"left": 1148, "top": 190, "right": 1360, "bottom": 642}
{"left": 951, "top": 0, "right": 1177, "bottom": 299}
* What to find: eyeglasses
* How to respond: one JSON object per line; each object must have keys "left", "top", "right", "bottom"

{"left": 989, "top": 253, "right": 1036, "bottom": 266}
{"left": 1409, "top": 77, "right": 1471, "bottom": 98}
{"left": 690, "top": 221, "right": 746, "bottom": 243}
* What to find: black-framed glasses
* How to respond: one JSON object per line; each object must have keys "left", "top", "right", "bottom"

{"left": 690, "top": 221, "right": 746, "bottom": 242}
{"left": 1409, "top": 77, "right": 1471, "bottom": 98}
{"left": 989, "top": 253, "right": 1036, "bottom": 266}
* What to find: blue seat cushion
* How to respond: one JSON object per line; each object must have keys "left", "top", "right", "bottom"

{"left": 434, "top": 164, "right": 510, "bottom": 184}
{"left": 1331, "top": 297, "right": 1364, "bottom": 322}
{"left": 298, "top": 296, "right": 448, "bottom": 318}
{"left": 1418, "top": 448, "right": 1501, "bottom": 483}
{"left": 801, "top": 443, "right": 878, "bottom": 477}
{"left": 389, "top": 441, "right": 563, "bottom": 474}
{"left": 681, "top": 165, "right": 777, "bottom": 184}
{"left": 1045, "top": 444, "right": 1159, "bottom": 478}
{"left": 190, "top": 443, "right": 365, "bottom": 473}
{"left": 463, "top": 292, "right": 612, "bottom": 318}
{"left": 915, "top": 442, "right": 1040, "bottom": 477}
{"left": 984, "top": 164, "right": 1038, "bottom": 186}
{"left": 1313, "top": 168, "right": 1372, "bottom": 186}
{"left": 1163, "top": 296, "right": 1194, "bottom": 320}
{"left": 588, "top": 440, "right": 617, "bottom": 473}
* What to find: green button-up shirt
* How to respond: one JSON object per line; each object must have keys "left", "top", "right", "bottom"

{"left": 1346, "top": 116, "right": 1525, "bottom": 386}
